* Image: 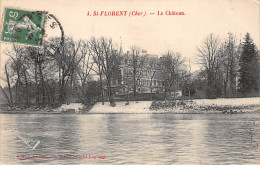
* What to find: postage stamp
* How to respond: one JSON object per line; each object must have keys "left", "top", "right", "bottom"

{"left": 1, "top": 8, "right": 46, "bottom": 46}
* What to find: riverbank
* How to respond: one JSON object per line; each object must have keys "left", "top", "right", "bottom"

{"left": 0, "top": 97, "right": 259, "bottom": 114}
{"left": 89, "top": 97, "right": 260, "bottom": 114}
{"left": 0, "top": 103, "right": 92, "bottom": 114}
{"left": 89, "top": 101, "right": 153, "bottom": 114}
{"left": 149, "top": 97, "right": 260, "bottom": 114}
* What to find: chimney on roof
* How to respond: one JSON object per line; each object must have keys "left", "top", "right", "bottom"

{"left": 142, "top": 49, "right": 147, "bottom": 54}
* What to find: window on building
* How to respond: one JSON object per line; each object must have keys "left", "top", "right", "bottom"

{"left": 112, "top": 79, "right": 116, "bottom": 85}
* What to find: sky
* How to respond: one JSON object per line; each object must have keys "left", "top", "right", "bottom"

{"left": 0, "top": 0, "right": 259, "bottom": 83}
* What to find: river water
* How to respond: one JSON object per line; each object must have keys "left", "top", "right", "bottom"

{"left": 0, "top": 113, "right": 259, "bottom": 164}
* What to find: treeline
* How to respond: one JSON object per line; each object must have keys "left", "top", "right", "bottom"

{"left": 0, "top": 37, "right": 123, "bottom": 107}
{"left": 0, "top": 36, "right": 189, "bottom": 107}
{"left": 195, "top": 32, "right": 260, "bottom": 98}
{"left": 0, "top": 32, "right": 259, "bottom": 108}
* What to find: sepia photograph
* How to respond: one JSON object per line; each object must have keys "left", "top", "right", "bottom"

{"left": 0, "top": 0, "right": 259, "bottom": 166}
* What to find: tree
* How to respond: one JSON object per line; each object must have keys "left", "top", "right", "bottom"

{"left": 197, "top": 33, "right": 221, "bottom": 98}
{"left": 129, "top": 45, "right": 146, "bottom": 97}
{"left": 5, "top": 45, "right": 26, "bottom": 105}
{"left": 146, "top": 57, "right": 157, "bottom": 99}
{"left": 219, "top": 33, "right": 240, "bottom": 98}
{"left": 76, "top": 40, "right": 95, "bottom": 103}
{"left": 26, "top": 46, "right": 52, "bottom": 104}
{"left": 0, "top": 60, "right": 13, "bottom": 105}
{"left": 238, "top": 33, "right": 259, "bottom": 96}
{"left": 89, "top": 37, "right": 119, "bottom": 105}
{"left": 88, "top": 37, "right": 105, "bottom": 104}
{"left": 99, "top": 37, "right": 119, "bottom": 105}
{"left": 49, "top": 37, "right": 83, "bottom": 103}
{"left": 160, "top": 51, "right": 185, "bottom": 99}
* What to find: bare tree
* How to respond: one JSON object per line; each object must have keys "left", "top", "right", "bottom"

{"left": 88, "top": 37, "right": 105, "bottom": 104}
{"left": 146, "top": 57, "right": 157, "bottom": 99}
{"left": 129, "top": 45, "right": 147, "bottom": 97}
{"left": 0, "top": 59, "right": 13, "bottom": 105}
{"left": 76, "top": 41, "right": 95, "bottom": 102}
{"left": 5, "top": 45, "right": 26, "bottom": 105}
{"left": 99, "top": 37, "right": 119, "bottom": 105}
{"left": 49, "top": 37, "right": 83, "bottom": 103}
{"left": 219, "top": 33, "right": 240, "bottom": 97}
{"left": 88, "top": 37, "right": 120, "bottom": 105}
{"left": 160, "top": 51, "right": 185, "bottom": 99}
{"left": 197, "top": 33, "right": 221, "bottom": 98}
{"left": 26, "top": 45, "right": 54, "bottom": 104}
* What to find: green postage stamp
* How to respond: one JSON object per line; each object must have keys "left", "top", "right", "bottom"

{"left": 1, "top": 8, "right": 46, "bottom": 46}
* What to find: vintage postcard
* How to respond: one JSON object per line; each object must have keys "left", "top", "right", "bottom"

{"left": 0, "top": 0, "right": 259, "bottom": 165}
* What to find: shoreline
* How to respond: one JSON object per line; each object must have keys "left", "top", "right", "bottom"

{"left": 1, "top": 110, "right": 259, "bottom": 115}
{"left": 88, "top": 97, "right": 260, "bottom": 114}
{"left": 0, "top": 109, "right": 259, "bottom": 115}
{"left": 0, "top": 97, "right": 259, "bottom": 115}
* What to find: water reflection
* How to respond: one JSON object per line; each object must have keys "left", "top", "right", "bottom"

{"left": 205, "top": 120, "right": 259, "bottom": 164}
{"left": 0, "top": 113, "right": 259, "bottom": 164}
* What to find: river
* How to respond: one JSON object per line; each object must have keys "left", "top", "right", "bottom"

{"left": 0, "top": 113, "right": 259, "bottom": 164}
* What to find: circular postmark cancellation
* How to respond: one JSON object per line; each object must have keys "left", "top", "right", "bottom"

{"left": 1, "top": 8, "right": 47, "bottom": 46}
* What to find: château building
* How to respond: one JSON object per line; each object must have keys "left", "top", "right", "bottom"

{"left": 112, "top": 51, "right": 166, "bottom": 96}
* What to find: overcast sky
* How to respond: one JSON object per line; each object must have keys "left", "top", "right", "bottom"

{"left": 0, "top": 0, "right": 259, "bottom": 79}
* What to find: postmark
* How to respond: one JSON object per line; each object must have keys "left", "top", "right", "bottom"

{"left": 1, "top": 8, "right": 46, "bottom": 46}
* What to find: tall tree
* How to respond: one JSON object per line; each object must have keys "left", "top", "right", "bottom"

{"left": 0, "top": 59, "right": 13, "bottom": 105}
{"left": 238, "top": 33, "right": 259, "bottom": 96}
{"left": 99, "top": 37, "right": 119, "bottom": 105}
{"left": 146, "top": 57, "right": 158, "bottom": 99}
{"left": 5, "top": 45, "right": 26, "bottom": 105}
{"left": 76, "top": 41, "right": 95, "bottom": 103}
{"left": 88, "top": 37, "right": 105, "bottom": 104}
{"left": 49, "top": 37, "right": 83, "bottom": 103}
{"left": 129, "top": 46, "right": 146, "bottom": 97}
{"left": 218, "top": 33, "right": 241, "bottom": 98}
{"left": 197, "top": 33, "right": 221, "bottom": 98}
{"left": 160, "top": 51, "right": 185, "bottom": 99}
{"left": 89, "top": 37, "right": 119, "bottom": 105}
